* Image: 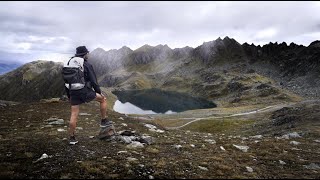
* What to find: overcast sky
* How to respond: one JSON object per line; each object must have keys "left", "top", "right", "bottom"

{"left": 1, "top": 1, "right": 320, "bottom": 64}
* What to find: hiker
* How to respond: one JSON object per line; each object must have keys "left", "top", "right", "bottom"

{"left": 63, "top": 46, "right": 112, "bottom": 145}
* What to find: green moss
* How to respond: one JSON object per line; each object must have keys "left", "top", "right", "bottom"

{"left": 241, "top": 74, "right": 273, "bottom": 84}
{"left": 127, "top": 63, "right": 154, "bottom": 73}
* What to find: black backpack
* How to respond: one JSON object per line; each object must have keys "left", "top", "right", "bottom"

{"left": 62, "top": 57, "right": 85, "bottom": 90}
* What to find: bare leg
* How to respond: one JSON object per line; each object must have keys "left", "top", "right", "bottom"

{"left": 95, "top": 93, "right": 115, "bottom": 138}
{"left": 95, "top": 93, "right": 107, "bottom": 119}
{"left": 69, "top": 105, "right": 79, "bottom": 136}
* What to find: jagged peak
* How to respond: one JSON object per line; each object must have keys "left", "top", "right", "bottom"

{"left": 309, "top": 40, "right": 320, "bottom": 48}
{"left": 280, "top": 42, "right": 287, "bottom": 46}
{"left": 155, "top": 44, "right": 172, "bottom": 50}
{"left": 135, "top": 44, "right": 173, "bottom": 52}
{"left": 223, "top": 36, "right": 231, "bottom": 41}
{"left": 263, "top": 42, "right": 274, "bottom": 47}
{"left": 92, "top": 47, "right": 106, "bottom": 53}
{"left": 242, "top": 42, "right": 256, "bottom": 47}
{"left": 201, "top": 40, "right": 215, "bottom": 46}
{"left": 119, "top": 46, "right": 132, "bottom": 51}
{"left": 223, "top": 36, "right": 241, "bottom": 46}
{"left": 174, "top": 46, "right": 194, "bottom": 50}
{"left": 185, "top": 46, "right": 194, "bottom": 49}
{"left": 290, "top": 42, "right": 297, "bottom": 46}
{"left": 199, "top": 36, "right": 237, "bottom": 48}
{"left": 135, "top": 44, "right": 153, "bottom": 52}
{"left": 141, "top": 44, "right": 153, "bottom": 48}
{"left": 107, "top": 48, "right": 118, "bottom": 52}
{"left": 92, "top": 46, "right": 133, "bottom": 53}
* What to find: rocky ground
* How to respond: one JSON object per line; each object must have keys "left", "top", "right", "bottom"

{"left": 0, "top": 99, "right": 319, "bottom": 179}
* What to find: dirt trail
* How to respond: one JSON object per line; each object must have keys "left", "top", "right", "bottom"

{"left": 166, "top": 103, "right": 293, "bottom": 130}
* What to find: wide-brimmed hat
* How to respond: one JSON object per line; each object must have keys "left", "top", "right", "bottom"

{"left": 75, "top": 46, "right": 89, "bottom": 56}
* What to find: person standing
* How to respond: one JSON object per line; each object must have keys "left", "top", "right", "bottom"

{"left": 64, "top": 46, "right": 112, "bottom": 145}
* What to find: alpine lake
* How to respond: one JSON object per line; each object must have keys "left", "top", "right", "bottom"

{"left": 112, "top": 88, "right": 217, "bottom": 115}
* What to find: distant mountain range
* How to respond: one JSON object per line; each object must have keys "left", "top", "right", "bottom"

{"left": 0, "top": 37, "right": 319, "bottom": 104}
{"left": 0, "top": 62, "right": 21, "bottom": 75}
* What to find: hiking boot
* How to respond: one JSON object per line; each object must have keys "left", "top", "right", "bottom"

{"left": 69, "top": 136, "right": 78, "bottom": 145}
{"left": 100, "top": 118, "right": 113, "bottom": 128}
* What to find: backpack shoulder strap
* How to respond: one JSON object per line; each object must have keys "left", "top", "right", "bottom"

{"left": 67, "top": 56, "right": 74, "bottom": 66}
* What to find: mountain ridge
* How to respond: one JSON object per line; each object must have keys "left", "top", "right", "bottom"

{"left": 0, "top": 36, "right": 319, "bottom": 103}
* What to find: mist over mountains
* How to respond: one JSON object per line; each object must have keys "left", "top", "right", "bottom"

{"left": 0, "top": 37, "right": 319, "bottom": 103}
{"left": 89, "top": 37, "right": 320, "bottom": 98}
